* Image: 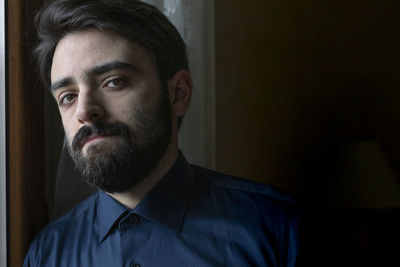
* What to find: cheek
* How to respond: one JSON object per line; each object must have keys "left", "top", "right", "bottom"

{"left": 63, "top": 127, "right": 74, "bottom": 146}
{"left": 108, "top": 98, "right": 137, "bottom": 122}
{"left": 117, "top": 106, "right": 137, "bottom": 127}
{"left": 60, "top": 115, "right": 78, "bottom": 144}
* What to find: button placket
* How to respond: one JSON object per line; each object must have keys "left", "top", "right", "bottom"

{"left": 119, "top": 216, "right": 129, "bottom": 233}
{"left": 119, "top": 214, "right": 140, "bottom": 233}
{"left": 119, "top": 221, "right": 128, "bottom": 233}
{"left": 130, "top": 214, "right": 139, "bottom": 224}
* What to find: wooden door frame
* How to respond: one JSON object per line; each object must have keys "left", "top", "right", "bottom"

{"left": 7, "top": 0, "right": 48, "bottom": 266}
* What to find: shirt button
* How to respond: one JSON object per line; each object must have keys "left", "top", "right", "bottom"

{"left": 130, "top": 263, "right": 141, "bottom": 267}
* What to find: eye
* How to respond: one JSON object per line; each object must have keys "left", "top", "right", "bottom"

{"left": 58, "top": 93, "right": 77, "bottom": 106}
{"left": 105, "top": 78, "right": 126, "bottom": 89}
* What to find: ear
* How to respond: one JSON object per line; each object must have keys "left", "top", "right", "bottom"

{"left": 167, "top": 70, "right": 193, "bottom": 117}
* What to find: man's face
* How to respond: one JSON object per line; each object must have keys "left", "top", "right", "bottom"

{"left": 50, "top": 30, "right": 172, "bottom": 193}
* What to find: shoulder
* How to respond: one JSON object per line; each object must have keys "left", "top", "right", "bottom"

{"left": 46, "top": 190, "right": 98, "bottom": 230}
{"left": 189, "top": 165, "right": 302, "bottom": 265}
{"left": 191, "top": 164, "right": 296, "bottom": 204}
{"left": 189, "top": 164, "right": 300, "bottom": 228}
{"left": 24, "top": 192, "right": 99, "bottom": 266}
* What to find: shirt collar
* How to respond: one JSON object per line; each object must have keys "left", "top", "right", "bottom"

{"left": 96, "top": 152, "right": 195, "bottom": 242}
{"left": 96, "top": 191, "right": 130, "bottom": 243}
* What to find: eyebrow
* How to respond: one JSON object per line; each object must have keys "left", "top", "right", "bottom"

{"left": 50, "top": 60, "right": 138, "bottom": 92}
{"left": 50, "top": 77, "right": 75, "bottom": 93}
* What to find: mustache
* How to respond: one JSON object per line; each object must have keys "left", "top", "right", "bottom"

{"left": 71, "top": 122, "right": 130, "bottom": 151}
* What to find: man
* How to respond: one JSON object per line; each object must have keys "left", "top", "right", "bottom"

{"left": 24, "top": 0, "right": 302, "bottom": 266}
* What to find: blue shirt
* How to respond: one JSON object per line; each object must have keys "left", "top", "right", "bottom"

{"left": 24, "top": 154, "right": 301, "bottom": 267}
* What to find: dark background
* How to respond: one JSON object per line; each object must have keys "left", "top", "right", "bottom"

{"left": 215, "top": 0, "right": 400, "bottom": 266}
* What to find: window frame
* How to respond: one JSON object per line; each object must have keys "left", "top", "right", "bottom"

{"left": 0, "top": 0, "right": 8, "bottom": 266}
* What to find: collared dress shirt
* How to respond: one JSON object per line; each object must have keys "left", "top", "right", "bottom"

{"left": 24, "top": 154, "right": 301, "bottom": 267}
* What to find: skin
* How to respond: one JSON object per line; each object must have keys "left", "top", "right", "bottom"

{"left": 50, "top": 30, "right": 192, "bottom": 209}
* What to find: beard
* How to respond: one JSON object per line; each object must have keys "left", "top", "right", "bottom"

{"left": 66, "top": 89, "right": 172, "bottom": 193}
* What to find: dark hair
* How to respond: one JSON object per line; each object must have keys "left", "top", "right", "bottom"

{"left": 33, "top": 0, "right": 189, "bottom": 90}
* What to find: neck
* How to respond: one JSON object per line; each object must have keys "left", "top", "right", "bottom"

{"left": 107, "top": 140, "right": 179, "bottom": 209}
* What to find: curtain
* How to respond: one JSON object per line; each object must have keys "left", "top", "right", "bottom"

{"left": 144, "top": 0, "right": 216, "bottom": 169}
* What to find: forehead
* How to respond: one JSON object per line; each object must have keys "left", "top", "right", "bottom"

{"left": 50, "top": 30, "right": 152, "bottom": 83}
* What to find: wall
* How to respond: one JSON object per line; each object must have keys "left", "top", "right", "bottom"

{"left": 214, "top": 0, "right": 400, "bottom": 208}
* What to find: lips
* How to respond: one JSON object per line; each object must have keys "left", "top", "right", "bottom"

{"left": 81, "top": 131, "right": 121, "bottom": 148}
{"left": 81, "top": 135, "right": 107, "bottom": 147}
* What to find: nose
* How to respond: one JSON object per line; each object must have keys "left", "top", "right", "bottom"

{"left": 75, "top": 91, "right": 105, "bottom": 124}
